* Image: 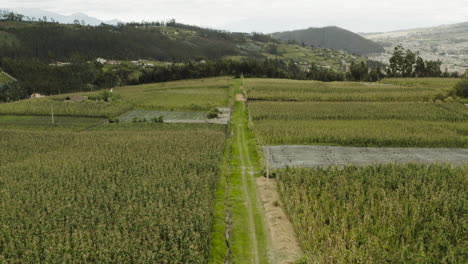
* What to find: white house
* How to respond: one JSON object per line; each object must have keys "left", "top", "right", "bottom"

{"left": 31, "top": 93, "right": 46, "bottom": 98}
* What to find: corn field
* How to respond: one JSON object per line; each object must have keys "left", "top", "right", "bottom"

{"left": 253, "top": 119, "right": 468, "bottom": 147}
{"left": 250, "top": 101, "right": 468, "bottom": 122}
{"left": 276, "top": 164, "right": 468, "bottom": 263}
{"left": 245, "top": 78, "right": 455, "bottom": 102}
{"left": 0, "top": 99, "right": 131, "bottom": 117}
{"left": 0, "top": 126, "right": 225, "bottom": 263}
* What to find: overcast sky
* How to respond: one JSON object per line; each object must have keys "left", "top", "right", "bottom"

{"left": 2, "top": 0, "right": 467, "bottom": 33}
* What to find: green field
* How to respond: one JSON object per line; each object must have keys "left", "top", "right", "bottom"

{"left": 276, "top": 165, "right": 467, "bottom": 263}
{"left": 253, "top": 119, "right": 468, "bottom": 147}
{"left": 1, "top": 76, "right": 466, "bottom": 264}
{"left": 248, "top": 78, "right": 468, "bottom": 147}
{"left": 245, "top": 78, "right": 457, "bottom": 101}
{"left": 247, "top": 77, "right": 468, "bottom": 263}
{"left": 0, "top": 122, "right": 226, "bottom": 263}
{"left": 0, "top": 77, "right": 231, "bottom": 117}
{"left": 0, "top": 115, "right": 103, "bottom": 131}
{"left": 250, "top": 101, "right": 468, "bottom": 122}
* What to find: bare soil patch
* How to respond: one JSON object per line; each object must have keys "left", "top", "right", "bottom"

{"left": 256, "top": 177, "right": 303, "bottom": 264}
{"left": 236, "top": 94, "right": 246, "bottom": 101}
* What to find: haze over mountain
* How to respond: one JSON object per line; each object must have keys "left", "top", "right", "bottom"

{"left": 362, "top": 22, "right": 468, "bottom": 73}
{"left": 271, "top": 27, "right": 385, "bottom": 55}
{"left": 4, "top": 8, "right": 120, "bottom": 25}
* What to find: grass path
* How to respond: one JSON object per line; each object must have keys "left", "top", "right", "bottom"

{"left": 210, "top": 78, "right": 303, "bottom": 263}
{"left": 228, "top": 100, "right": 269, "bottom": 263}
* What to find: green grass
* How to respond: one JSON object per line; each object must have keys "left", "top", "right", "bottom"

{"left": 0, "top": 71, "right": 14, "bottom": 84}
{"left": 114, "top": 77, "right": 231, "bottom": 111}
{"left": 245, "top": 78, "right": 457, "bottom": 102}
{"left": 276, "top": 164, "right": 467, "bottom": 263}
{"left": 229, "top": 99, "right": 268, "bottom": 264}
{"left": 0, "top": 115, "right": 103, "bottom": 131}
{"left": 379, "top": 78, "right": 461, "bottom": 89}
{"left": 0, "top": 125, "right": 226, "bottom": 263}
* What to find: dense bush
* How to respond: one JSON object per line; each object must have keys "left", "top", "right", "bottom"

{"left": 453, "top": 78, "right": 468, "bottom": 98}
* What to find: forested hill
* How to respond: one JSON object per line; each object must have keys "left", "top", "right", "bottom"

{"left": 271, "top": 26, "right": 385, "bottom": 55}
{"left": 0, "top": 19, "right": 276, "bottom": 62}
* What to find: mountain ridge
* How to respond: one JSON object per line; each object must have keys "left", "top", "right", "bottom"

{"left": 3, "top": 8, "right": 121, "bottom": 25}
{"left": 271, "top": 26, "right": 385, "bottom": 55}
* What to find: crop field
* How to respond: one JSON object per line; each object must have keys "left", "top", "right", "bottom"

{"left": 246, "top": 77, "right": 468, "bottom": 263}
{"left": 118, "top": 110, "right": 208, "bottom": 123}
{"left": 0, "top": 125, "right": 226, "bottom": 263}
{"left": 247, "top": 78, "right": 468, "bottom": 147}
{"left": 0, "top": 115, "right": 102, "bottom": 131}
{"left": 276, "top": 164, "right": 467, "bottom": 263}
{"left": 0, "top": 77, "right": 231, "bottom": 117}
{"left": 250, "top": 101, "right": 468, "bottom": 122}
{"left": 0, "top": 99, "right": 132, "bottom": 118}
{"left": 245, "top": 78, "right": 456, "bottom": 101}
{"left": 254, "top": 119, "right": 468, "bottom": 147}
{"left": 114, "top": 77, "right": 231, "bottom": 110}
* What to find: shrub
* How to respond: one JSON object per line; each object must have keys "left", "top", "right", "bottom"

{"left": 453, "top": 78, "right": 468, "bottom": 98}
{"left": 151, "top": 116, "right": 164, "bottom": 123}
{"left": 207, "top": 108, "right": 220, "bottom": 119}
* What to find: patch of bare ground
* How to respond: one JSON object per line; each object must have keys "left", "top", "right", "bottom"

{"left": 256, "top": 176, "right": 303, "bottom": 264}
{"left": 236, "top": 94, "right": 246, "bottom": 101}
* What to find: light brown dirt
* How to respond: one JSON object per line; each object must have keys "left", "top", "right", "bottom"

{"left": 256, "top": 177, "right": 303, "bottom": 264}
{"left": 236, "top": 94, "right": 246, "bottom": 101}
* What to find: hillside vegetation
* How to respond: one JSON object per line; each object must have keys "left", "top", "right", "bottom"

{"left": 272, "top": 26, "right": 385, "bottom": 55}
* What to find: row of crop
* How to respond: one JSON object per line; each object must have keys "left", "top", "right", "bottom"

{"left": 245, "top": 78, "right": 456, "bottom": 101}
{"left": 249, "top": 101, "right": 468, "bottom": 122}
{"left": 0, "top": 99, "right": 132, "bottom": 117}
{"left": 252, "top": 119, "right": 468, "bottom": 147}
{"left": 0, "top": 127, "right": 225, "bottom": 263}
{"left": 276, "top": 164, "right": 467, "bottom": 263}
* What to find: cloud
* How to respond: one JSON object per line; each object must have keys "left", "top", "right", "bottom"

{"left": 1, "top": 0, "right": 467, "bottom": 32}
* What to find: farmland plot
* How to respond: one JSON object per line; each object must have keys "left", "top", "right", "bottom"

{"left": 0, "top": 115, "right": 102, "bottom": 131}
{"left": 0, "top": 126, "right": 225, "bottom": 263}
{"left": 245, "top": 78, "right": 455, "bottom": 102}
{"left": 276, "top": 165, "right": 467, "bottom": 263}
